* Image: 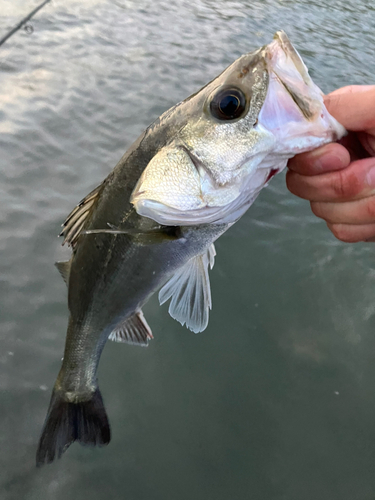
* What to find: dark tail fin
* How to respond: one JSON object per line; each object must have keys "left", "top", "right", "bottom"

{"left": 36, "top": 388, "right": 110, "bottom": 467}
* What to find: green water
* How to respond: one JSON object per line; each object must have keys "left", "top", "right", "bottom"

{"left": 1, "top": 0, "right": 375, "bottom": 498}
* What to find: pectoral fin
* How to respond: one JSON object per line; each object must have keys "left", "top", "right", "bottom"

{"left": 108, "top": 310, "right": 153, "bottom": 346}
{"left": 159, "top": 244, "right": 216, "bottom": 333}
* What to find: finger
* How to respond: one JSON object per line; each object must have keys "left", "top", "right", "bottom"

{"left": 288, "top": 143, "right": 350, "bottom": 176}
{"left": 324, "top": 87, "right": 375, "bottom": 132}
{"left": 328, "top": 85, "right": 375, "bottom": 96}
{"left": 326, "top": 222, "right": 375, "bottom": 243}
{"left": 311, "top": 196, "right": 375, "bottom": 224}
{"left": 286, "top": 157, "right": 375, "bottom": 202}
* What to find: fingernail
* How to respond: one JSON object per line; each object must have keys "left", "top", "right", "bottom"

{"left": 313, "top": 153, "right": 345, "bottom": 172}
{"left": 366, "top": 166, "right": 375, "bottom": 186}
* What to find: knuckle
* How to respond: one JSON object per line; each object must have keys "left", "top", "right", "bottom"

{"left": 331, "top": 170, "right": 362, "bottom": 199}
{"left": 365, "top": 197, "right": 375, "bottom": 220}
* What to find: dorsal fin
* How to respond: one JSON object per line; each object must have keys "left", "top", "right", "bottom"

{"left": 59, "top": 182, "right": 104, "bottom": 248}
{"left": 158, "top": 244, "right": 216, "bottom": 333}
{"left": 55, "top": 260, "right": 72, "bottom": 285}
{"left": 108, "top": 310, "right": 153, "bottom": 346}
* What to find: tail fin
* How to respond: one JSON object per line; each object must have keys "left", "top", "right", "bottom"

{"left": 36, "top": 388, "right": 110, "bottom": 467}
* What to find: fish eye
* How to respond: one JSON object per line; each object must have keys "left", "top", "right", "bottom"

{"left": 210, "top": 87, "right": 246, "bottom": 121}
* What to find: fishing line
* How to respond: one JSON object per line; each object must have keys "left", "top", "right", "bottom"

{"left": 0, "top": 0, "right": 52, "bottom": 47}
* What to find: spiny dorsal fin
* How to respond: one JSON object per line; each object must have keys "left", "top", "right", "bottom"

{"left": 59, "top": 182, "right": 104, "bottom": 248}
{"left": 158, "top": 243, "right": 216, "bottom": 333}
{"left": 55, "top": 260, "right": 72, "bottom": 286}
{"left": 108, "top": 310, "right": 153, "bottom": 346}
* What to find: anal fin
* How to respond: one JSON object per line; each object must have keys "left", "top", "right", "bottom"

{"left": 158, "top": 244, "right": 216, "bottom": 333}
{"left": 109, "top": 310, "right": 153, "bottom": 346}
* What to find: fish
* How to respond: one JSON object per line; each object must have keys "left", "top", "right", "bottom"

{"left": 36, "top": 31, "right": 345, "bottom": 466}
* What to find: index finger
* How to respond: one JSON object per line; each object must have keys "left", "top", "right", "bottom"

{"left": 288, "top": 142, "right": 350, "bottom": 176}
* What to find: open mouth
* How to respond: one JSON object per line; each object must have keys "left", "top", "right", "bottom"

{"left": 272, "top": 31, "right": 311, "bottom": 85}
{"left": 264, "top": 31, "right": 322, "bottom": 122}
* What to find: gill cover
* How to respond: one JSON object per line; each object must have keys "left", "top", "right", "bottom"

{"left": 131, "top": 138, "right": 274, "bottom": 226}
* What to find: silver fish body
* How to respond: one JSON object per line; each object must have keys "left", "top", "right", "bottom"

{"left": 36, "top": 32, "right": 345, "bottom": 465}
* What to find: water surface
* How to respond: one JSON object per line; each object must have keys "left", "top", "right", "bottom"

{"left": 1, "top": 1, "right": 375, "bottom": 498}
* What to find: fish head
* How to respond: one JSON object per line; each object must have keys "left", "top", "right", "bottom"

{"left": 131, "top": 31, "right": 346, "bottom": 226}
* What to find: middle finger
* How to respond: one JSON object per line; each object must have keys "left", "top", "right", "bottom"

{"left": 286, "top": 157, "right": 375, "bottom": 202}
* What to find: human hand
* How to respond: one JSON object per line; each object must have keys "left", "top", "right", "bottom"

{"left": 286, "top": 85, "right": 375, "bottom": 242}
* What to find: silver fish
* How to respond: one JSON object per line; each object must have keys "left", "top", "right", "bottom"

{"left": 36, "top": 31, "right": 345, "bottom": 465}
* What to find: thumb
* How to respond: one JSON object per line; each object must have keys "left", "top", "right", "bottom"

{"left": 324, "top": 85, "right": 375, "bottom": 133}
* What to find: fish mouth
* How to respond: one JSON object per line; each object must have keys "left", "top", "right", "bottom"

{"left": 256, "top": 31, "right": 345, "bottom": 153}
{"left": 272, "top": 31, "right": 311, "bottom": 86}
{"left": 265, "top": 31, "right": 321, "bottom": 121}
